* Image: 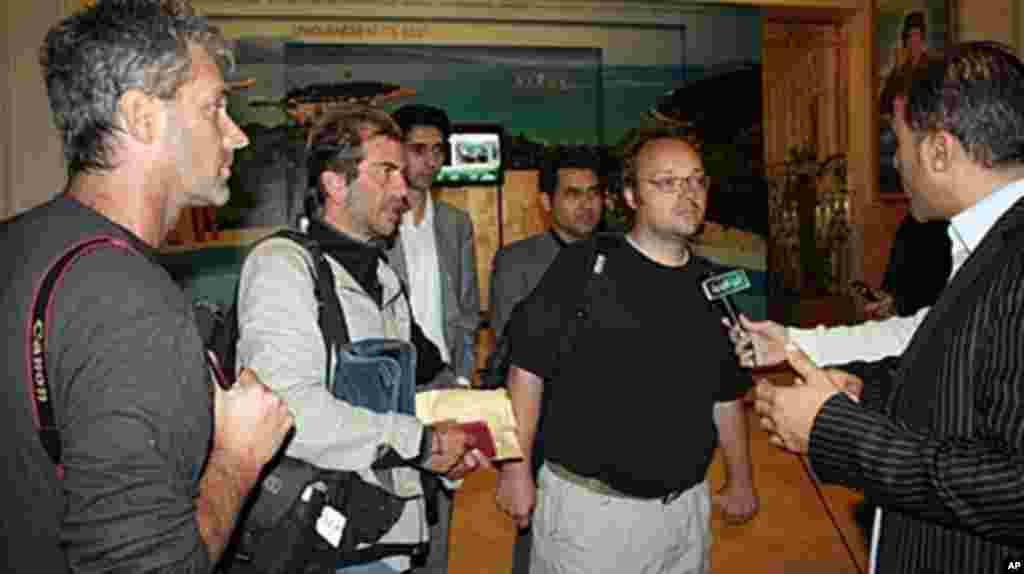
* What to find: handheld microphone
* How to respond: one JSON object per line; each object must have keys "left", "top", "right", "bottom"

{"left": 701, "top": 269, "right": 751, "bottom": 326}
{"left": 702, "top": 269, "right": 756, "bottom": 366}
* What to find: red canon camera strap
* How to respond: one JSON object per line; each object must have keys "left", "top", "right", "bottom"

{"left": 26, "top": 236, "right": 137, "bottom": 478}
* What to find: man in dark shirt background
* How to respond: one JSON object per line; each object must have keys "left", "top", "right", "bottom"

{"left": 861, "top": 214, "right": 952, "bottom": 320}
{"left": 489, "top": 146, "right": 605, "bottom": 338}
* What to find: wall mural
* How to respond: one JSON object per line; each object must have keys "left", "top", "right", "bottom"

{"left": 222, "top": 39, "right": 767, "bottom": 240}
{"left": 223, "top": 42, "right": 612, "bottom": 228}
{"left": 133, "top": 0, "right": 769, "bottom": 317}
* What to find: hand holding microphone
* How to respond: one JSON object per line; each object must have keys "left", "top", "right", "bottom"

{"left": 702, "top": 269, "right": 758, "bottom": 367}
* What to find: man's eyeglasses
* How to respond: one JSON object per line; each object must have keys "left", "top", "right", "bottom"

{"left": 366, "top": 162, "right": 406, "bottom": 187}
{"left": 645, "top": 174, "right": 710, "bottom": 196}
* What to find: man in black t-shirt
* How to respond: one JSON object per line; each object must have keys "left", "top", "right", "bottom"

{"left": 495, "top": 128, "right": 759, "bottom": 574}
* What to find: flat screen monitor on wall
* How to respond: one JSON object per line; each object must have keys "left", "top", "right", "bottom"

{"left": 435, "top": 124, "right": 504, "bottom": 186}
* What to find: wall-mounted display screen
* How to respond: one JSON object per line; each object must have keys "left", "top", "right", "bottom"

{"left": 436, "top": 124, "right": 504, "bottom": 186}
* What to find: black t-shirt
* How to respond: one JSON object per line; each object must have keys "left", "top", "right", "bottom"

{"left": 1, "top": 196, "right": 213, "bottom": 573}
{"left": 507, "top": 235, "right": 751, "bottom": 498}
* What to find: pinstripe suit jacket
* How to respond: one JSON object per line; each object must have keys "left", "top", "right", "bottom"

{"left": 809, "top": 195, "right": 1024, "bottom": 573}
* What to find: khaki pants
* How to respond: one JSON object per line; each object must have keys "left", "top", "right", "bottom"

{"left": 530, "top": 465, "right": 711, "bottom": 574}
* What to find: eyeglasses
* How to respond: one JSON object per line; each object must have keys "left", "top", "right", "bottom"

{"left": 645, "top": 174, "right": 710, "bottom": 196}
{"left": 365, "top": 162, "right": 406, "bottom": 187}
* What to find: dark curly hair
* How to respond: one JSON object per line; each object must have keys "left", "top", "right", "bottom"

{"left": 898, "top": 41, "right": 1024, "bottom": 168}
{"left": 391, "top": 104, "right": 452, "bottom": 143}
{"left": 303, "top": 105, "right": 403, "bottom": 218}
{"left": 40, "top": 0, "right": 229, "bottom": 176}
{"left": 539, "top": 145, "right": 604, "bottom": 197}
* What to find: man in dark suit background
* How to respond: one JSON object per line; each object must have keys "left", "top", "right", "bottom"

{"left": 755, "top": 42, "right": 1024, "bottom": 573}
{"left": 488, "top": 147, "right": 605, "bottom": 336}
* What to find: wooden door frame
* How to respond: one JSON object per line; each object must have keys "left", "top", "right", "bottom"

{"left": 729, "top": 0, "right": 876, "bottom": 282}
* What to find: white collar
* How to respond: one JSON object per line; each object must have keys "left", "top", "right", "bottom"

{"left": 401, "top": 190, "right": 434, "bottom": 230}
{"left": 949, "top": 178, "right": 1024, "bottom": 254}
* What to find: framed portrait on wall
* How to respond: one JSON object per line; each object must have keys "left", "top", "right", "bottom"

{"left": 877, "top": 0, "right": 958, "bottom": 200}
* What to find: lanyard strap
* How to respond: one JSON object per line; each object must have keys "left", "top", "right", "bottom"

{"left": 26, "top": 236, "right": 137, "bottom": 477}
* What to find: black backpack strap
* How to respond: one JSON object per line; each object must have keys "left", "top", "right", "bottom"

{"left": 480, "top": 233, "right": 623, "bottom": 391}
{"left": 551, "top": 232, "right": 621, "bottom": 380}
{"left": 307, "top": 241, "right": 350, "bottom": 394}
{"left": 314, "top": 542, "right": 429, "bottom": 571}
{"left": 530, "top": 233, "right": 621, "bottom": 475}
{"left": 26, "top": 236, "right": 141, "bottom": 477}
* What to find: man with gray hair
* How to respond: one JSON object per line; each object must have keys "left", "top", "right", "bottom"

{"left": 1, "top": 1, "right": 294, "bottom": 572}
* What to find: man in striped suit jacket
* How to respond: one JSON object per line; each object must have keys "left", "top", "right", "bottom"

{"left": 755, "top": 41, "right": 1024, "bottom": 573}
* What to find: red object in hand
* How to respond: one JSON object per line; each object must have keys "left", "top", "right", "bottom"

{"left": 455, "top": 421, "right": 497, "bottom": 459}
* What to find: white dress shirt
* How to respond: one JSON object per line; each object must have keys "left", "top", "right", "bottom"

{"left": 399, "top": 193, "right": 450, "bottom": 365}
{"left": 788, "top": 243, "right": 967, "bottom": 366}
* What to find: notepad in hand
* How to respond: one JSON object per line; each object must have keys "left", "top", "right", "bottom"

{"left": 415, "top": 388, "right": 522, "bottom": 461}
